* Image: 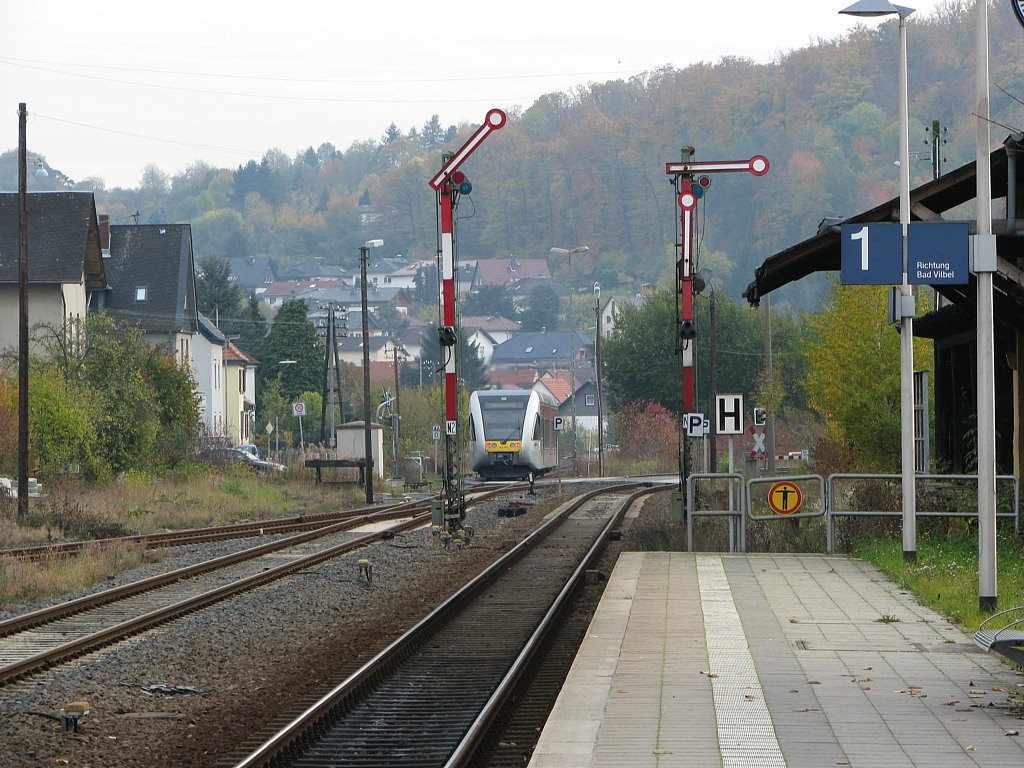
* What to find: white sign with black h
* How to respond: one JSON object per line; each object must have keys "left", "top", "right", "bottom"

{"left": 715, "top": 394, "right": 744, "bottom": 435}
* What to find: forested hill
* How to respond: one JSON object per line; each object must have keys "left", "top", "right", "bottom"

{"left": 5, "top": 3, "right": 1023, "bottom": 309}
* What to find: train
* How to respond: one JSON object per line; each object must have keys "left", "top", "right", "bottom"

{"left": 468, "top": 389, "right": 559, "bottom": 480}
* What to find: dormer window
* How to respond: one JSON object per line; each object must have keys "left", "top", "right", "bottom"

{"left": 524, "top": 346, "right": 533, "bottom": 353}
{"left": 135, "top": 286, "right": 148, "bottom": 302}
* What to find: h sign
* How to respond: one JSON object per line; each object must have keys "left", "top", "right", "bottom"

{"left": 715, "top": 394, "right": 744, "bottom": 435}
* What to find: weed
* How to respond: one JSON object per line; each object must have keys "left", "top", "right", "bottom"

{"left": 876, "top": 614, "right": 900, "bottom": 623}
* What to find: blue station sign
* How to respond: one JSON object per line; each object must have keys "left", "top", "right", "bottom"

{"left": 841, "top": 222, "right": 970, "bottom": 286}
{"left": 907, "top": 222, "right": 969, "bottom": 285}
{"left": 840, "top": 223, "right": 902, "bottom": 285}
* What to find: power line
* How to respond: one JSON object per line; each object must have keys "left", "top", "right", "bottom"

{"left": 0, "top": 55, "right": 645, "bottom": 86}
{"left": 33, "top": 113, "right": 262, "bottom": 155}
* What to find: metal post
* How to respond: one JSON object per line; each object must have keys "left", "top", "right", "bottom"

{"left": 764, "top": 293, "right": 776, "bottom": 475}
{"left": 393, "top": 346, "right": 401, "bottom": 479}
{"left": 709, "top": 289, "right": 718, "bottom": 472}
{"left": 595, "top": 287, "right": 605, "bottom": 477}
{"left": 975, "top": 0, "right": 997, "bottom": 611}
{"left": 360, "top": 245, "right": 373, "bottom": 504}
{"left": 897, "top": 11, "right": 917, "bottom": 563}
{"left": 17, "top": 103, "right": 29, "bottom": 523}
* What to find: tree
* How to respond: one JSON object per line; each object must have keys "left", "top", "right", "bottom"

{"left": 144, "top": 349, "right": 201, "bottom": 466}
{"left": 375, "top": 305, "right": 410, "bottom": 340}
{"left": 259, "top": 299, "right": 323, "bottom": 401}
{"left": 601, "top": 291, "right": 679, "bottom": 413}
{"left": 522, "top": 283, "right": 561, "bottom": 332}
{"left": 460, "top": 284, "right": 518, "bottom": 320}
{"left": 195, "top": 255, "right": 245, "bottom": 321}
{"left": 802, "top": 279, "right": 930, "bottom": 468}
{"left": 612, "top": 400, "right": 679, "bottom": 470}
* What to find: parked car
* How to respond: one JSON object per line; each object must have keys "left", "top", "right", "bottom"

{"left": 200, "top": 447, "right": 287, "bottom": 474}
{"left": 235, "top": 443, "right": 261, "bottom": 459}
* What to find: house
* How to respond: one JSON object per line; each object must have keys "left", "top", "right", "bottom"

{"left": 193, "top": 313, "right": 227, "bottom": 436}
{"left": 224, "top": 341, "right": 258, "bottom": 445}
{"left": 335, "top": 335, "right": 403, "bottom": 366}
{"left": 366, "top": 256, "right": 413, "bottom": 288}
{"left": 471, "top": 256, "right": 552, "bottom": 289}
{"left": 102, "top": 222, "right": 199, "bottom": 368}
{"left": 0, "top": 192, "right": 105, "bottom": 355}
{"left": 489, "top": 331, "right": 593, "bottom": 372}
{"left": 600, "top": 293, "right": 649, "bottom": 339}
{"left": 276, "top": 258, "right": 351, "bottom": 283}
{"left": 227, "top": 256, "right": 278, "bottom": 295}
{"left": 461, "top": 315, "right": 522, "bottom": 364}
{"left": 260, "top": 280, "right": 346, "bottom": 310}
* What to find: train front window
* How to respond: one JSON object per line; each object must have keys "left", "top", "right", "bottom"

{"left": 480, "top": 396, "right": 530, "bottom": 440}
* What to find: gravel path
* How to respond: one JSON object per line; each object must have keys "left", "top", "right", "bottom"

{"left": 0, "top": 486, "right": 574, "bottom": 768}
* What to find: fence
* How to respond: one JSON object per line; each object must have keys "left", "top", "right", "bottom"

{"left": 682, "top": 472, "right": 1020, "bottom": 554}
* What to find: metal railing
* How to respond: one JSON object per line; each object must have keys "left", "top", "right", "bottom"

{"left": 826, "top": 473, "right": 1020, "bottom": 553}
{"left": 680, "top": 472, "right": 1020, "bottom": 555}
{"left": 686, "top": 473, "right": 745, "bottom": 552}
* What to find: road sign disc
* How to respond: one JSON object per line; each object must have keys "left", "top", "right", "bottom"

{"left": 767, "top": 481, "right": 803, "bottom": 515}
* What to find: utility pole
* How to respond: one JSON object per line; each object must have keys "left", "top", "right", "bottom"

{"left": 17, "top": 103, "right": 29, "bottom": 522}
{"left": 595, "top": 284, "right": 604, "bottom": 477}
{"left": 764, "top": 293, "right": 776, "bottom": 474}
{"left": 360, "top": 240, "right": 384, "bottom": 503}
{"left": 709, "top": 289, "right": 718, "bottom": 473}
{"left": 393, "top": 345, "right": 401, "bottom": 478}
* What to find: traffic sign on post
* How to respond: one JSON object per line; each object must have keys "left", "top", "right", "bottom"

{"left": 767, "top": 480, "right": 803, "bottom": 515}
{"left": 292, "top": 402, "right": 306, "bottom": 417}
{"left": 432, "top": 425, "right": 441, "bottom": 441}
{"left": 715, "top": 394, "right": 744, "bottom": 435}
{"left": 685, "top": 413, "right": 707, "bottom": 438}
{"left": 554, "top": 416, "right": 565, "bottom": 432}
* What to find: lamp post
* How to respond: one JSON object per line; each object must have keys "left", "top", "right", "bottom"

{"left": 550, "top": 245, "right": 589, "bottom": 475}
{"left": 360, "top": 239, "right": 384, "bottom": 503}
{"left": 840, "top": 0, "right": 916, "bottom": 563}
{"left": 974, "top": 0, "right": 997, "bottom": 611}
{"left": 594, "top": 283, "right": 604, "bottom": 478}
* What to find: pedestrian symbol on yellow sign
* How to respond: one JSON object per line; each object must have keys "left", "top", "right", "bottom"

{"left": 767, "top": 481, "right": 803, "bottom": 515}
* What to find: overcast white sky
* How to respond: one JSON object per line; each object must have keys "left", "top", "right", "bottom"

{"left": 3, "top": 0, "right": 946, "bottom": 189}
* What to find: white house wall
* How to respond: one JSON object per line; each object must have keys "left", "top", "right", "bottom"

{"left": 0, "top": 283, "right": 83, "bottom": 354}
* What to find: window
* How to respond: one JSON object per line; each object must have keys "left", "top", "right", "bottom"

{"left": 239, "top": 369, "right": 245, "bottom": 393}
{"left": 533, "top": 414, "right": 542, "bottom": 441}
{"left": 135, "top": 286, "right": 148, "bottom": 301}
{"left": 586, "top": 394, "right": 595, "bottom": 407}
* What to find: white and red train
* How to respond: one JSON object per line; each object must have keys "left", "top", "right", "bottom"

{"left": 468, "top": 389, "right": 559, "bottom": 480}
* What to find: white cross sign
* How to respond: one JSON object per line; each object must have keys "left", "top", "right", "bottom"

{"left": 751, "top": 431, "right": 766, "bottom": 454}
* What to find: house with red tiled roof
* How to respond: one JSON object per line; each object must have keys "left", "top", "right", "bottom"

{"left": 471, "top": 257, "right": 551, "bottom": 289}
{"left": 486, "top": 368, "right": 538, "bottom": 390}
{"left": 224, "top": 341, "right": 259, "bottom": 445}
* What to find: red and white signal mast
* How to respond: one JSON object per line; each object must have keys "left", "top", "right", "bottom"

{"left": 428, "top": 108, "right": 506, "bottom": 531}
{"left": 665, "top": 148, "right": 768, "bottom": 480}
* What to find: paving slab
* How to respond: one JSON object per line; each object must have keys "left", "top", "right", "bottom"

{"left": 528, "top": 552, "right": 1024, "bottom": 768}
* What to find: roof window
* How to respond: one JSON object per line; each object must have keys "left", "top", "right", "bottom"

{"left": 135, "top": 286, "right": 148, "bottom": 302}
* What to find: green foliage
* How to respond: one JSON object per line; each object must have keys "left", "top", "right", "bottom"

{"left": 195, "top": 254, "right": 245, "bottom": 319}
{"left": 521, "top": 283, "right": 562, "bottom": 332}
{"left": 419, "top": 325, "right": 488, "bottom": 393}
{"left": 460, "top": 285, "right": 518, "bottom": 320}
{"left": 802, "top": 279, "right": 930, "bottom": 469}
{"left": 144, "top": 351, "right": 201, "bottom": 466}
{"left": 259, "top": 299, "right": 323, "bottom": 401}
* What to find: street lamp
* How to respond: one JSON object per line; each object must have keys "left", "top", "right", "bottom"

{"left": 360, "top": 238, "right": 384, "bottom": 503}
{"left": 840, "top": 0, "right": 917, "bottom": 563}
{"left": 550, "top": 245, "right": 589, "bottom": 475}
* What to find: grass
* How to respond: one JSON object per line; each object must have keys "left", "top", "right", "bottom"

{"left": 853, "top": 525, "right": 1024, "bottom": 632}
{"left": 0, "top": 463, "right": 369, "bottom": 607}
{"left": 0, "top": 541, "right": 150, "bottom": 606}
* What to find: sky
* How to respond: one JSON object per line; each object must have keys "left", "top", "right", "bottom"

{"left": 3, "top": 0, "right": 947, "bottom": 189}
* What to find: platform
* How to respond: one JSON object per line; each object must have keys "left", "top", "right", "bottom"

{"left": 529, "top": 553, "right": 1024, "bottom": 768}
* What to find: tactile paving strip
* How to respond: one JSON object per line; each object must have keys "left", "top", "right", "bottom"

{"left": 697, "top": 555, "right": 787, "bottom": 768}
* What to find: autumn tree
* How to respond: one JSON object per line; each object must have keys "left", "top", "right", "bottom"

{"left": 612, "top": 400, "right": 679, "bottom": 472}
{"left": 802, "top": 279, "right": 930, "bottom": 468}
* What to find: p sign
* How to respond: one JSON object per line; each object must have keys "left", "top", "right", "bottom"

{"left": 553, "top": 416, "right": 565, "bottom": 432}
{"left": 715, "top": 394, "right": 744, "bottom": 435}
{"left": 685, "top": 413, "right": 707, "bottom": 438}
{"left": 840, "top": 223, "right": 902, "bottom": 285}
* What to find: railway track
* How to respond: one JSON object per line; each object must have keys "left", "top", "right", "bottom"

{"left": 0, "top": 497, "right": 431, "bottom": 562}
{"left": 0, "top": 485, "right": 520, "bottom": 686}
{"left": 231, "top": 482, "right": 664, "bottom": 768}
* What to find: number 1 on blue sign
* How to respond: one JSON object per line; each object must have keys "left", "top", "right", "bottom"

{"left": 850, "top": 226, "right": 869, "bottom": 271}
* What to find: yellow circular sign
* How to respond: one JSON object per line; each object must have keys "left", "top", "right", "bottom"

{"left": 768, "top": 481, "right": 803, "bottom": 515}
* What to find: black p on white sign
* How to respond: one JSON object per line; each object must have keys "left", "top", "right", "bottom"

{"left": 715, "top": 394, "right": 744, "bottom": 435}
